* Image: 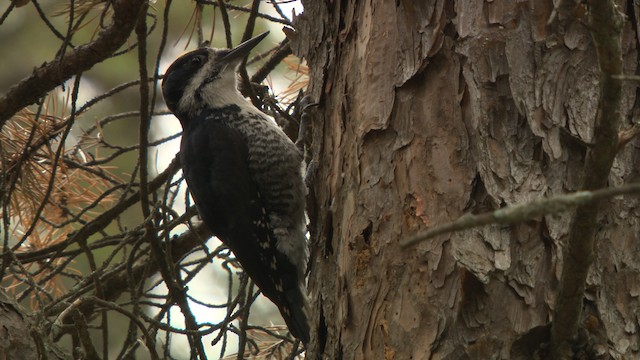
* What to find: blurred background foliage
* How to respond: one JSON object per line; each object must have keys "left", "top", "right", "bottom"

{"left": 0, "top": 0, "right": 307, "bottom": 358}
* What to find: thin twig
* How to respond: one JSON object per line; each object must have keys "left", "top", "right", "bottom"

{"left": 216, "top": 0, "right": 232, "bottom": 48}
{"left": 198, "top": 0, "right": 291, "bottom": 26}
{"left": 237, "top": 282, "right": 255, "bottom": 359}
{"left": 0, "top": 2, "right": 15, "bottom": 26}
{"left": 14, "top": 77, "right": 81, "bottom": 254}
{"left": 31, "top": 0, "right": 75, "bottom": 48}
{"left": 401, "top": 183, "right": 640, "bottom": 248}
{"left": 238, "top": 0, "right": 263, "bottom": 108}
{"left": 4, "top": 155, "right": 180, "bottom": 264}
{"left": 0, "top": 0, "right": 148, "bottom": 124}
{"left": 251, "top": 39, "right": 292, "bottom": 84}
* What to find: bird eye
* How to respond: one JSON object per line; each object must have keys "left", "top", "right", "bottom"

{"left": 191, "top": 56, "right": 204, "bottom": 67}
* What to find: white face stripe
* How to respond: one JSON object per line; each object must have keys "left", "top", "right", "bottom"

{"left": 176, "top": 48, "right": 257, "bottom": 115}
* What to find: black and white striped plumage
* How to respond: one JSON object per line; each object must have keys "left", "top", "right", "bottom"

{"left": 161, "top": 32, "right": 310, "bottom": 344}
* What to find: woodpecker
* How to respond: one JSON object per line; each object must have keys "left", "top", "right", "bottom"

{"left": 161, "top": 32, "right": 310, "bottom": 344}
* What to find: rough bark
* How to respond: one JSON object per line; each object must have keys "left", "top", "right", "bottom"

{"left": 0, "top": 291, "right": 67, "bottom": 360}
{"left": 292, "top": 1, "right": 640, "bottom": 359}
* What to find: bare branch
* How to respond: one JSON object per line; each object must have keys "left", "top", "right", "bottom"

{"left": 401, "top": 183, "right": 640, "bottom": 248}
{"left": 0, "top": 0, "right": 147, "bottom": 124}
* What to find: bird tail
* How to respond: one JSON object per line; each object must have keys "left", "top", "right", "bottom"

{"left": 280, "top": 278, "right": 310, "bottom": 345}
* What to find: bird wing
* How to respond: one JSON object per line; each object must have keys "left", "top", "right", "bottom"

{"left": 180, "top": 115, "right": 309, "bottom": 342}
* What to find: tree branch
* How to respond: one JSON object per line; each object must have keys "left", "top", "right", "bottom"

{"left": 4, "top": 155, "right": 181, "bottom": 264}
{"left": 401, "top": 183, "right": 640, "bottom": 248}
{"left": 53, "top": 222, "right": 214, "bottom": 328}
{"left": 0, "top": 0, "right": 147, "bottom": 125}
{"left": 250, "top": 39, "right": 292, "bottom": 84}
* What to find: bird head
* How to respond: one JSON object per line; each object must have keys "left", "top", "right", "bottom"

{"left": 162, "top": 31, "right": 269, "bottom": 122}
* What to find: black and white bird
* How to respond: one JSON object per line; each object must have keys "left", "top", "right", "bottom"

{"left": 161, "top": 32, "right": 310, "bottom": 344}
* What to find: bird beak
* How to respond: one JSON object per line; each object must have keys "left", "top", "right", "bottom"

{"left": 221, "top": 31, "right": 269, "bottom": 63}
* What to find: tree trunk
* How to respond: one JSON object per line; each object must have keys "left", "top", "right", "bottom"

{"left": 292, "top": 1, "right": 640, "bottom": 359}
